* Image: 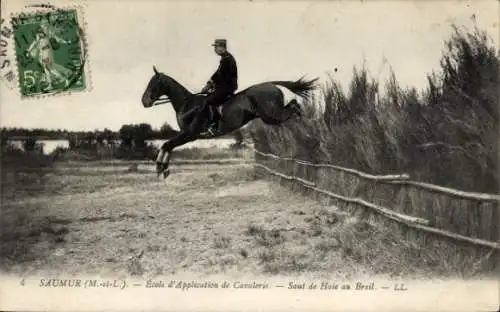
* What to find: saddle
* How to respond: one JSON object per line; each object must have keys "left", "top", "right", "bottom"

{"left": 201, "top": 93, "right": 234, "bottom": 123}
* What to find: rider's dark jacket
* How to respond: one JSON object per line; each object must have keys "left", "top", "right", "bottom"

{"left": 210, "top": 52, "right": 238, "bottom": 93}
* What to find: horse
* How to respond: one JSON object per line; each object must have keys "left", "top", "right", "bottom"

{"left": 141, "top": 66, "right": 318, "bottom": 179}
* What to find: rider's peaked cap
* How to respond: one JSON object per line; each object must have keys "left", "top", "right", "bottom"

{"left": 211, "top": 39, "right": 227, "bottom": 48}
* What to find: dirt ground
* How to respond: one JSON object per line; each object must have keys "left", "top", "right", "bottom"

{"left": 0, "top": 160, "right": 491, "bottom": 280}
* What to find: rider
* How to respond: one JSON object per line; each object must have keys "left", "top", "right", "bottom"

{"left": 200, "top": 39, "right": 238, "bottom": 135}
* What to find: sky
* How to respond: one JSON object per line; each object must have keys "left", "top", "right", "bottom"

{"left": 0, "top": 0, "right": 498, "bottom": 131}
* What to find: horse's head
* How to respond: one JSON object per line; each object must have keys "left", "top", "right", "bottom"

{"left": 141, "top": 66, "right": 168, "bottom": 108}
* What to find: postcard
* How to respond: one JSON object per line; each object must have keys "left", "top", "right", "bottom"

{"left": 0, "top": 0, "right": 499, "bottom": 311}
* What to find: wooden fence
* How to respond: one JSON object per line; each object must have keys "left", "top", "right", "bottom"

{"left": 253, "top": 149, "right": 500, "bottom": 250}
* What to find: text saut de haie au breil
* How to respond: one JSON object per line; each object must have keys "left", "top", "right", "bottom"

{"left": 37, "top": 279, "right": 407, "bottom": 291}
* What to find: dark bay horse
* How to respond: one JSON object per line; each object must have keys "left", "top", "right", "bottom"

{"left": 141, "top": 66, "right": 318, "bottom": 178}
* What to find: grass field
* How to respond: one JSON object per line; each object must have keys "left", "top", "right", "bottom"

{"left": 0, "top": 154, "right": 494, "bottom": 280}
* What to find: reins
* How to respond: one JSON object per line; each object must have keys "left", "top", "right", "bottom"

{"left": 152, "top": 97, "right": 172, "bottom": 106}
{"left": 152, "top": 93, "right": 208, "bottom": 106}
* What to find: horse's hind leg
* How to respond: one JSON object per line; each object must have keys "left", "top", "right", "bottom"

{"left": 286, "top": 99, "right": 302, "bottom": 117}
{"left": 260, "top": 101, "right": 299, "bottom": 125}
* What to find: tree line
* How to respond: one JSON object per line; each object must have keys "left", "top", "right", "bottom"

{"left": 1, "top": 123, "right": 178, "bottom": 141}
{"left": 0, "top": 123, "right": 180, "bottom": 159}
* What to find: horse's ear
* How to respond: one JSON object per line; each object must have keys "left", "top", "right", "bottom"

{"left": 153, "top": 66, "right": 159, "bottom": 75}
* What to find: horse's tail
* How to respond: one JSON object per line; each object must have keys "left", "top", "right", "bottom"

{"left": 270, "top": 77, "right": 319, "bottom": 98}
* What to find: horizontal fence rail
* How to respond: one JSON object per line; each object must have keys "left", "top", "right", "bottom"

{"left": 254, "top": 150, "right": 412, "bottom": 182}
{"left": 253, "top": 149, "right": 500, "bottom": 202}
{"left": 253, "top": 148, "right": 500, "bottom": 250}
{"left": 387, "top": 180, "right": 500, "bottom": 202}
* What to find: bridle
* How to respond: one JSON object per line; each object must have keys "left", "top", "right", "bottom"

{"left": 151, "top": 96, "right": 171, "bottom": 106}
{"left": 149, "top": 88, "right": 208, "bottom": 107}
{"left": 149, "top": 74, "right": 172, "bottom": 106}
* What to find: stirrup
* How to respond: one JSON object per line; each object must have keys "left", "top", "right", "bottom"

{"left": 202, "top": 122, "right": 218, "bottom": 136}
{"left": 207, "top": 126, "right": 216, "bottom": 136}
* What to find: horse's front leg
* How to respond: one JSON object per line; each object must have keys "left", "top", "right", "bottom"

{"left": 156, "top": 148, "right": 172, "bottom": 178}
{"left": 156, "top": 131, "right": 196, "bottom": 179}
{"left": 155, "top": 149, "right": 166, "bottom": 176}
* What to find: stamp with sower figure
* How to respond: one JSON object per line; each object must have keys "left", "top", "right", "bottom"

{"left": 11, "top": 6, "right": 87, "bottom": 97}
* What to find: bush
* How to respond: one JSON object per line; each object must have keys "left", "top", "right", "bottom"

{"left": 50, "top": 144, "right": 159, "bottom": 161}
{"left": 250, "top": 24, "right": 499, "bottom": 193}
{"left": 22, "top": 137, "right": 38, "bottom": 152}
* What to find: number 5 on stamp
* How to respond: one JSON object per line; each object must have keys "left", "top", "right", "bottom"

{"left": 11, "top": 7, "right": 87, "bottom": 97}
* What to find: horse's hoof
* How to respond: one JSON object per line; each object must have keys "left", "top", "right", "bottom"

{"left": 162, "top": 169, "right": 170, "bottom": 179}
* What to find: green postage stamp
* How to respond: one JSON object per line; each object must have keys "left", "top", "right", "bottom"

{"left": 11, "top": 6, "right": 87, "bottom": 97}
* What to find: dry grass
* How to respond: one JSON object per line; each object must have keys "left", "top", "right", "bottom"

{"left": 255, "top": 158, "right": 499, "bottom": 242}
{"left": 2, "top": 159, "right": 495, "bottom": 279}
{"left": 253, "top": 170, "right": 499, "bottom": 278}
{"left": 247, "top": 25, "right": 499, "bottom": 276}
{"left": 249, "top": 25, "right": 499, "bottom": 193}
{"left": 249, "top": 202, "right": 498, "bottom": 279}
